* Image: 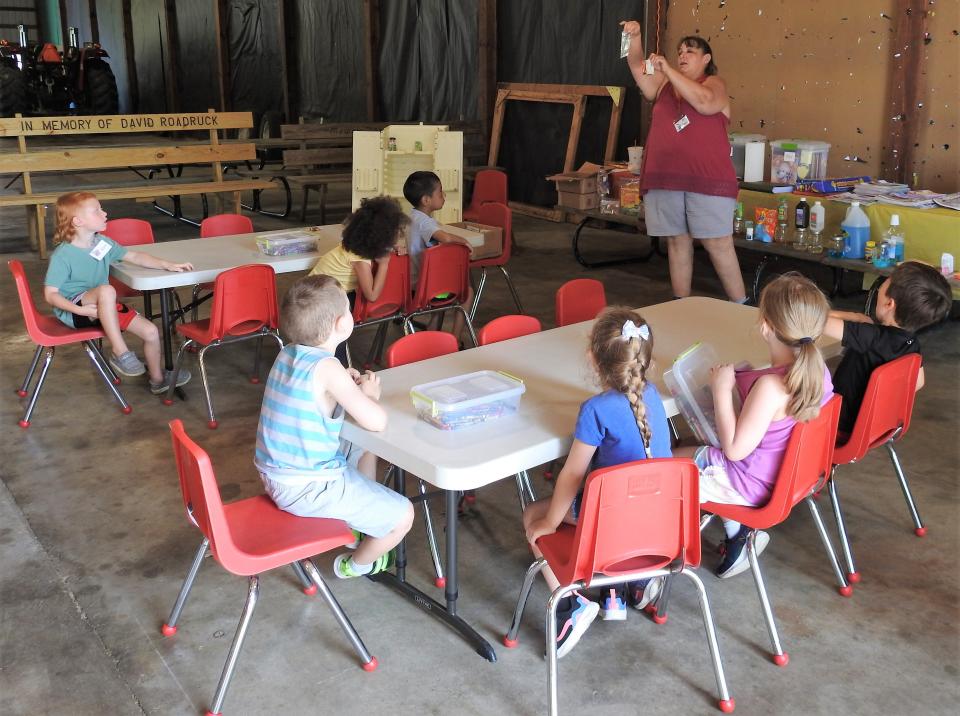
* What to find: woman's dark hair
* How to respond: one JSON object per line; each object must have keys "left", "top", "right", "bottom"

{"left": 402, "top": 170, "right": 441, "bottom": 208}
{"left": 677, "top": 35, "right": 717, "bottom": 76}
{"left": 341, "top": 196, "right": 409, "bottom": 260}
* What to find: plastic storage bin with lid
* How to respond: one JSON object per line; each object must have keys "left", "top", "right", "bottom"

{"left": 255, "top": 231, "right": 318, "bottom": 256}
{"left": 662, "top": 342, "right": 737, "bottom": 448}
{"left": 729, "top": 133, "right": 766, "bottom": 181}
{"left": 410, "top": 370, "right": 525, "bottom": 431}
{"left": 769, "top": 139, "right": 830, "bottom": 184}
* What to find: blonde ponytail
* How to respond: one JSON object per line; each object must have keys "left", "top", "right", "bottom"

{"left": 758, "top": 273, "right": 830, "bottom": 422}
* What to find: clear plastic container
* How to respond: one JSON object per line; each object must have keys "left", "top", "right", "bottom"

{"left": 410, "top": 370, "right": 525, "bottom": 431}
{"left": 255, "top": 232, "right": 319, "bottom": 256}
{"left": 770, "top": 139, "right": 830, "bottom": 183}
{"left": 662, "top": 343, "right": 723, "bottom": 448}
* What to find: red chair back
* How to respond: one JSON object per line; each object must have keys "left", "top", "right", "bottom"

{"left": 169, "top": 418, "right": 232, "bottom": 563}
{"left": 834, "top": 354, "right": 921, "bottom": 465}
{"left": 477, "top": 314, "right": 541, "bottom": 346}
{"left": 410, "top": 244, "right": 471, "bottom": 312}
{"left": 8, "top": 259, "right": 104, "bottom": 344}
{"left": 208, "top": 264, "right": 279, "bottom": 338}
{"left": 555, "top": 278, "right": 606, "bottom": 327}
{"left": 104, "top": 218, "right": 155, "bottom": 246}
{"left": 385, "top": 331, "right": 459, "bottom": 368}
{"left": 464, "top": 170, "right": 508, "bottom": 220}
{"left": 201, "top": 214, "right": 254, "bottom": 238}
{"left": 471, "top": 201, "right": 513, "bottom": 267}
{"left": 353, "top": 254, "right": 411, "bottom": 323}
{"left": 703, "top": 395, "right": 842, "bottom": 529}
{"left": 548, "top": 459, "right": 701, "bottom": 587}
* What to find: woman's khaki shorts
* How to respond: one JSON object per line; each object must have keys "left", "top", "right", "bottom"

{"left": 643, "top": 189, "right": 735, "bottom": 239}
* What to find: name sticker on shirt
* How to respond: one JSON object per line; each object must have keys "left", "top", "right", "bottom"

{"left": 89, "top": 239, "right": 111, "bottom": 261}
{"left": 674, "top": 114, "right": 690, "bottom": 133}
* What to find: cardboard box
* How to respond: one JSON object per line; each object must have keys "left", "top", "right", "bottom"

{"left": 547, "top": 171, "right": 597, "bottom": 194}
{"left": 443, "top": 222, "right": 504, "bottom": 260}
{"left": 558, "top": 191, "right": 599, "bottom": 210}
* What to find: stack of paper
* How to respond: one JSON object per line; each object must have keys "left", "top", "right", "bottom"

{"left": 853, "top": 180, "right": 910, "bottom": 198}
{"left": 932, "top": 193, "right": 960, "bottom": 211}
{"left": 876, "top": 190, "right": 945, "bottom": 209}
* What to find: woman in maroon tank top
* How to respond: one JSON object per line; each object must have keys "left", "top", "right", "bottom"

{"left": 621, "top": 20, "right": 747, "bottom": 305}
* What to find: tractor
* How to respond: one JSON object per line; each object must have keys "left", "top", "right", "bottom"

{"left": 0, "top": 25, "right": 119, "bottom": 117}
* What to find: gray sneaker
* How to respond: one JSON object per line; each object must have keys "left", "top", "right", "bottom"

{"left": 150, "top": 369, "right": 192, "bottom": 395}
{"left": 109, "top": 350, "right": 146, "bottom": 377}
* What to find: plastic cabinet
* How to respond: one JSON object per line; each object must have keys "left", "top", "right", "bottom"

{"left": 352, "top": 124, "right": 463, "bottom": 224}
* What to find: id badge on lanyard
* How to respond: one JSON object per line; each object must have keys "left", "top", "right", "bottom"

{"left": 674, "top": 114, "right": 690, "bottom": 132}
{"left": 89, "top": 239, "right": 111, "bottom": 261}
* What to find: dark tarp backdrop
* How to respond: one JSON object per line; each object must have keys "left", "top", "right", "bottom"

{"left": 228, "top": 0, "right": 284, "bottom": 128}
{"left": 174, "top": 0, "right": 219, "bottom": 113}
{"left": 130, "top": 0, "right": 168, "bottom": 114}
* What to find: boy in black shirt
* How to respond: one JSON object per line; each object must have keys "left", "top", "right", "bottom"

{"left": 824, "top": 261, "right": 953, "bottom": 437}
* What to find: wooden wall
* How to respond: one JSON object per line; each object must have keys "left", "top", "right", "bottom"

{"left": 660, "top": 0, "right": 958, "bottom": 192}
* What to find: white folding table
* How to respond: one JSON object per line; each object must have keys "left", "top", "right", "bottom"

{"left": 109, "top": 227, "right": 342, "bottom": 369}
{"left": 340, "top": 296, "right": 842, "bottom": 661}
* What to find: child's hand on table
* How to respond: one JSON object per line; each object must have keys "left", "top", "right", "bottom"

{"left": 164, "top": 261, "right": 194, "bottom": 272}
{"left": 358, "top": 370, "right": 381, "bottom": 400}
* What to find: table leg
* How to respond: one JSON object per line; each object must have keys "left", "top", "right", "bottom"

{"left": 369, "top": 469, "right": 497, "bottom": 662}
{"left": 572, "top": 217, "right": 656, "bottom": 269}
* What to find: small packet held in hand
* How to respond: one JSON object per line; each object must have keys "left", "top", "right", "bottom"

{"left": 620, "top": 31, "right": 631, "bottom": 59}
{"left": 644, "top": 58, "right": 655, "bottom": 75}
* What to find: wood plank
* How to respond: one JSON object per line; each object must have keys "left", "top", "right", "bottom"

{"left": 508, "top": 201, "right": 565, "bottom": 222}
{"left": 282, "top": 147, "right": 354, "bottom": 166}
{"left": 0, "top": 112, "right": 255, "bottom": 137}
{"left": 477, "top": 0, "right": 496, "bottom": 139}
{"left": 285, "top": 172, "right": 353, "bottom": 187}
{"left": 497, "top": 82, "right": 618, "bottom": 97}
{"left": 882, "top": 0, "right": 926, "bottom": 184}
{"left": 363, "top": 0, "right": 381, "bottom": 121}
{"left": 213, "top": 0, "right": 231, "bottom": 112}
{"left": 0, "top": 179, "right": 275, "bottom": 207}
{"left": 564, "top": 96, "right": 586, "bottom": 173}
{"left": 487, "top": 88, "right": 508, "bottom": 167}
{"left": 0, "top": 143, "right": 259, "bottom": 174}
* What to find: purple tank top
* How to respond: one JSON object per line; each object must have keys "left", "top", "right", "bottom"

{"left": 706, "top": 364, "right": 834, "bottom": 505}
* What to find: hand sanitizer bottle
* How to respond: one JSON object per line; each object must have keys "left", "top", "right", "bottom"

{"left": 883, "top": 214, "right": 905, "bottom": 264}
{"left": 809, "top": 200, "right": 825, "bottom": 253}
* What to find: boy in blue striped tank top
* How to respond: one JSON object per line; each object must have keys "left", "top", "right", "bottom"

{"left": 256, "top": 274, "right": 414, "bottom": 578}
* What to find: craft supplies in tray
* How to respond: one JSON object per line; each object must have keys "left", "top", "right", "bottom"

{"left": 410, "top": 370, "right": 525, "bottom": 431}
{"left": 256, "top": 231, "right": 319, "bottom": 256}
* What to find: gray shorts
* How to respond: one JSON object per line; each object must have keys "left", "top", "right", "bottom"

{"left": 261, "top": 441, "right": 411, "bottom": 539}
{"left": 643, "top": 189, "right": 735, "bottom": 239}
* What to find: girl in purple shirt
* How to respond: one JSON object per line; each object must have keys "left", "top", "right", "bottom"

{"left": 677, "top": 274, "right": 834, "bottom": 578}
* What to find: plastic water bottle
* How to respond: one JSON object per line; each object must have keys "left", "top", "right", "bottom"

{"left": 840, "top": 201, "right": 870, "bottom": 259}
{"left": 883, "top": 214, "right": 905, "bottom": 263}
{"left": 775, "top": 197, "right": 789, "bottom": 243}
{"left": 809, "top": 200, "right": 825, "bottom": 253}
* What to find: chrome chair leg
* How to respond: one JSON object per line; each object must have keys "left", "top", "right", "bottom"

{"left": 164, "top": 339, "right": 193, "bottom": 405}
{"left": 469, "top": 267, "right": 488, "bottom": 320}
{"left": 827, "top": 470, "right": 858, "bottom": 581}
{"left": 504, "top": 558, "right": 547, "bottom": 644}
{"left": 83, "top": 341, "right": 129, "bottom": 411}
{"left": 209, "top": 575, "right": 259, "bottom": 716}
{"left": 419, "top": 480, "right": 445, "bottom": 586}
{"left": 163, "top": 539, "right": 209, "bottom": 632}
{"left": 546, "top": 583, "right": 580, "bottom": 716}
{"left": 886, "top": 441, "right": 925, "bottom": 534}
{"left": 300, "top": 560, "right": 377, "bottom": 666}
{"left": 19, "top": 347, "right": 54, "bottom": 426}
{"left": 498, "top": 265, "right": 524, "bottom": 314}
{"left": 745, "top": 531, "right": 787, "bottom": 663}
{"left": 456, "top": 305, "right": 478, "bottom": 346}
{"left": 197, "top": 345, "right": 217, "bottom": 426}
{"left": 805, "top": 496, "right": 851, "bottom": 594}
{"left": 18, "top": 345, "right": 44, "bottom": 395}
{"left": 291, "top": 560, "right": 314, "bottom": 593}
{"left": 668, "top": 416, "right": 681, "bottom": 445}
{"left": 683, "top": 569, "right": 733, "bottom": 707}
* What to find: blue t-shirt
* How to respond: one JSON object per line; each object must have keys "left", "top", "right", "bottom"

{"left": 574, "top": 385, "right": 672, "bottom": 469}
{"left": 44, "top": 233, "right": 128, "bottom": 327}
{"left": 408, "top": 207, "right": 440, "bottom": 285}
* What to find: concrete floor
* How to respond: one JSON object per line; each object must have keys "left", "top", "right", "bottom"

{"left": 1, "top": 184, "right": 958, "bottom": 715}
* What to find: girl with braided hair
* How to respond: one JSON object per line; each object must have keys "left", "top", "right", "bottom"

{"left": 522, "top": 306, "right": 672, "bottom": 657}
{"left": 677, "top": 273, "right": 834, "bottom": 579}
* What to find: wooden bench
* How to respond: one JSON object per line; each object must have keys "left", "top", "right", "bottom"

{"left": 0, "top": 111, "right": 275, "bottom": 258}
{"left": 227, "top": 119, "right": 493, "bottom": 223}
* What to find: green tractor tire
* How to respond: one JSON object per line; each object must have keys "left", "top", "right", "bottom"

{"left": 0, "top": 62, "right": 27, "bottom": 117}
{"left": 84, "top": 59, "right": 119, "bottom": 115}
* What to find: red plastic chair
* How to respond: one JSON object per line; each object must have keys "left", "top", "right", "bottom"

{"left": 503, "top": 458, "right": 734, "bottom": 714}
{"left": 162, "top": 419, "right": 376, "bottom": 716}
{"left": 104, "top": 218, "right": 154, "bottom": 300}
{"left": 8, "top": 260, "right": 130, "bottom": 427}
{"left": 405, "top": 243, "right": 477, "bottom": 346}
{"left": 349, "top": 253, "right": 411, "bottom": 369}
{"left": 468, "top": 202, "right": 524, "bottom": 318}
{"left": 463, "top": 169, "right": 507, "bottom": 222}
{"left": 828, "top": 353, "right": 924, "bottom": 585}
{"left": 384, "top": 330, "right": 460, "bottom": 588}
{"left": 696, "top": 395, "right": 847, "bottom": 667}
{"left": 555, "top": 278, "right": 607, "bottom": 327}
{"left": 477, "top": 314, "right": 542, "bottom": 346}
{"left": 164, "top": 264, "right": 283, "bottom": 428}
{"left": 190, "top": 214, "right": 256, "bottom": 320}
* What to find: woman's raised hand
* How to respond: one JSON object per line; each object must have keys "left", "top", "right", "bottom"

{"left": 619, "top": 20, "right": 641, "bottom": 36}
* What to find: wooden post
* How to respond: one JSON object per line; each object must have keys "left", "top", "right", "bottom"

{"left": 638, "top": 0, "right": 668, "bottom": 143}
{"left": 604, "top": 87, "right": 624, "bottom": 163}
{"left": 882, "top": 0, "right": 927, "bottom": 184}
{"left": 477, "top": 0, "right": 497, "bottom": 140}
{"left": 161, "top": 0, "right": 180, "bottom": 113}
{"left": 121, "top": 0, "right": 139, "bottom": 111}
{"left": 213, "top": 0, "right": 231, "bottom": 112}
{"left": 14, "top": 113, "right": 45, "bottom": 258}
{"left": 564, "top": 96, "right": 586, "bottom": 173}
{"left": 362, "top": 0, "right": 381, "bottom": 121}
{"left": 277, "top": 0, "right": 290, "bottom": 121}
{"left": 487, "top": 88, "right": 509, "bottom": 167}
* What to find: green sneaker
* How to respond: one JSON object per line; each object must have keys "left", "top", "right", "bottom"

{"left": 332, "top": 550, "right": 395, "bottom": 579}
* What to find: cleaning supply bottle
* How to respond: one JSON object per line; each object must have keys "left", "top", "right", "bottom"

{"left": 883, "top": 214, "right": 905, "bottom": 263}
{"left": 809, "top": 200, "right": 825, "bottom": 252}
{"left": 793, "top": 196, "right": 810, "bottom": 247}
{"left": 840, "top": 201, "right": 870, "bottom": 259}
